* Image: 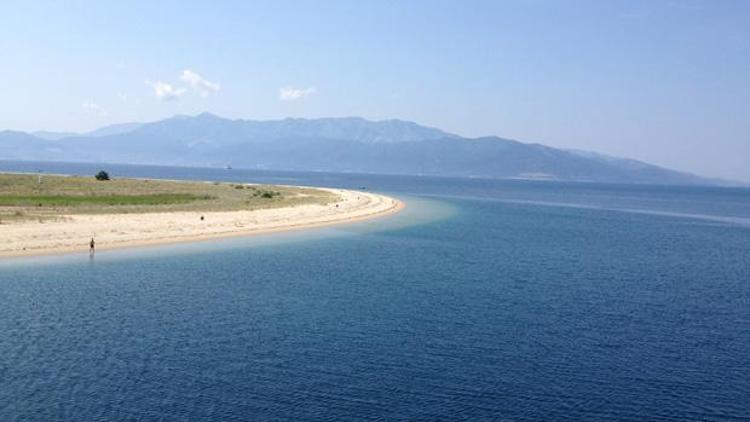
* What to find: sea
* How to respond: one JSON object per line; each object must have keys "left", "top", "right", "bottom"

{"left": 1, "top": 161, "right": 749, "bottom": 421}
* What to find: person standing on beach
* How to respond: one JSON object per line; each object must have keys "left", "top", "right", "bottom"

{"left": 89, "top": 237, "right": 95, "bottom": 256}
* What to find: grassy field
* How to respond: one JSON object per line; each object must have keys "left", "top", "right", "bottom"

{"left": 0, "top": 172, "right": 337, "bottom": 223}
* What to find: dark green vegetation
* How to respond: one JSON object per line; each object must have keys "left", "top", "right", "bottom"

{"left": 95, "top": 170, "right": 110, "bottom": 181}
{"left": 0, "top": 173, "right": 336, "bottom": 222}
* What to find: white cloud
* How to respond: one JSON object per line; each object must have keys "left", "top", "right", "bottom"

{"left": 117, "top": 92, "right": 128, "bottom": 102}
{"left": 83, "top": 100, "right": 107, "bottom": 116}
{"left": 279, "top": 86, "right": 317, "bottom": 101}
{"left": 180, "top": 69, "right": 220, "bottom": 96}
{"left": 146, "top": 80, "right": 186, "bottom": 101}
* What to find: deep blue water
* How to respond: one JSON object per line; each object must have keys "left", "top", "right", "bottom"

{"left": 1, "top": 161, "right": 749, "bottom": 421}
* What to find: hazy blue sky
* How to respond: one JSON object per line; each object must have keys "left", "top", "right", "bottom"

{"left": 1, "top": 1, "right": 748, "bottom": 180}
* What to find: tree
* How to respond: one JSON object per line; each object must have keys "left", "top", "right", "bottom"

{"left": 95, "top": 170, "right": 110, "bottom": 181}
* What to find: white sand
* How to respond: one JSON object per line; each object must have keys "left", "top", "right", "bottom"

{"left": 0, "top": 188, "right": 403, "bottom": 258}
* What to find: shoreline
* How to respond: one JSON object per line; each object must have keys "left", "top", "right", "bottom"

{"left": 0, "top": 187, "right": 404, "bottom": 259}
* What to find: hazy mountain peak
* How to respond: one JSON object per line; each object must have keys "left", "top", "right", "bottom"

{"left": 194, "top": 112, "right": 225, "bottom": 120}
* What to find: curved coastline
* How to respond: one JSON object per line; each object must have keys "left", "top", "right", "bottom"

{"left": 0, "top": 187, "right": 404, "bottom": 258}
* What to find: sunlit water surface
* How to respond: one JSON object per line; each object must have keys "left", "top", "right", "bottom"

{"left": 1, "top": 161, "right": 749, "bottom": 421}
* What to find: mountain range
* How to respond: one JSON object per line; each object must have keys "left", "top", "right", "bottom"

{"left": 0, "top": 113, "right": 729, "bottom": 186}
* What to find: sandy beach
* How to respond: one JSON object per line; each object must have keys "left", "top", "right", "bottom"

{"left": 0, "top": 188, "right": 403, "bottom": 258}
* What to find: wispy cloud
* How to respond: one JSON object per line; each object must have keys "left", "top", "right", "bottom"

{"left": 279, "top": 86, "right": 317, "bottom": 101}
{"left": 146, "top": 80, "right": 186, "bottom": 101}
{"left": 146, "top": 70, "right": 219, "bottom": 101}
{"left": 180, "top": 69, "right": 220, "bottom": 96}
{"left": 83, "top": 100, "right": 107, "bottom": 116}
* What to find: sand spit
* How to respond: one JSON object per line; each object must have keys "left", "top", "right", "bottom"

{"left": 0, "top": 188, "right": 403, "bottom": 258}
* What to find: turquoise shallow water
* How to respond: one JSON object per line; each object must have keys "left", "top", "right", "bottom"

{"left": 1, "top": 162, "right": 749, "bottom": 421}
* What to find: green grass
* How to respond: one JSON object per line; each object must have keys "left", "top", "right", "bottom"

{"left": 0, "top": 172, "right": 338, "bottom": 222}
{"left": 0, "top": 194, "right": 214, "bottom": 207}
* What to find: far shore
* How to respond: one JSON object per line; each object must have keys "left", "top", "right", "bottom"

{"left": 0, "top": 175, "right": 404, "bottom": 258}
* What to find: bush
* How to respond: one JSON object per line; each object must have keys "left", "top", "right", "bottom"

{"left": 251, "top": 190, "right": 280, "bottom": 199}
{"left": 95, "top": 170, "right": 110, "bottom": 181}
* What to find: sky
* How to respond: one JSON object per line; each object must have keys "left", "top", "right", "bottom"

{"left": 0, "top": 0, "right": 748, "bottom": 181}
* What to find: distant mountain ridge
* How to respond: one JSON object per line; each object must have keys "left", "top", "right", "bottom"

{"left": 0, "top": 113, "right": 732, "bottom": 186}
{"left": 32, "top": 122, "right": 144, "bottom": 140}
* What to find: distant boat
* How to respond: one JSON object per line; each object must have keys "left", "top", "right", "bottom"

{"left": 225, "top": 165, "right": 233, "bottom": 170}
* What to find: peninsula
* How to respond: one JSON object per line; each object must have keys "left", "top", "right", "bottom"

{"left": 0, "top": 172, "right": 402, "bottom": 257}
